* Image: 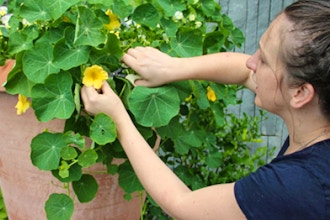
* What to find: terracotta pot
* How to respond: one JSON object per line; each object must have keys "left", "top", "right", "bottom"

{"left": 0, "top": 92, "right": 142, "bottom": 219}
{"left": 0, "top": 60, "right": 15, "bottom": 92}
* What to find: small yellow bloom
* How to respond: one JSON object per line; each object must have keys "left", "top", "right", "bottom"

{"left": 104, "top": 10, "right": 121, "bottom": 31}
{"left": 82, "top": 65, "right": 108, "bottom": 89}
{"left": 206, "top": 86, "right": 217, "bottom": 102}
{"left": 185, "top": 94, "right": 193, "bottom": 102}
{"left": 15, "top": 94, "right": 31, "bottom": 115}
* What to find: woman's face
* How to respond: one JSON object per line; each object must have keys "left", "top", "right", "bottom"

{"left": 246, "top": 14, "right": 292, "bottom": 115}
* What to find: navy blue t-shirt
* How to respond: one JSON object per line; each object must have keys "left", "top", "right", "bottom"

{"left": 234, "top": 138, "right": 330, "bottom": 220}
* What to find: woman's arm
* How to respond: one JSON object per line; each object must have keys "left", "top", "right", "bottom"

{"left": 81, "top": 83, "right": 246, "bottom": 220}
{"left": 122, "top": 47, "right": 256, "bottom": 92}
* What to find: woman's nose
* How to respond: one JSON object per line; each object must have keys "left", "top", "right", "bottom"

{"left": 246, "top": 51, "right": 259, "bottom": 72}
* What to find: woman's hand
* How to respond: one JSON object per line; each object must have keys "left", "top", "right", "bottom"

{"left": 122, "top": 47, "right": 179, "bottom": 87}
{"left": 81, "top": 82, "right": 125, "bottom": 121}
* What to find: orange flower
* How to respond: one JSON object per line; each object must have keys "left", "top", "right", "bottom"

{"left": 206, "top": 86, "right": 217, "bottom": 102}
{"left": 15, "top": 94, "right": 31, "bottom": 115}
{"left": 104, "top": 10, "right": 121, "bottom": 31}
{"left": 82, "top": 65, "right": 108, "bottom": 89}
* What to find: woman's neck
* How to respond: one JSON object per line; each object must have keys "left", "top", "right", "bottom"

{"left": 284, "top": 120, "right": 330, "bottom": 155}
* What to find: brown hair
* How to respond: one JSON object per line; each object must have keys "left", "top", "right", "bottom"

{"left": 283, "top": 0, "right": 330, "bottom": 120}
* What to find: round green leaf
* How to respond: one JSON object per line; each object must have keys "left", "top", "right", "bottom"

{"left": 62, "top": 132, "right": 85, "bottom": 149}
{"left": 132, "top": 3, "right": 161, "bottom": 29}
{"left": 118, "top": 161, "right": 143, "bottom": 194}
{"left": 53, "top": 39, "right": 90, "bottom": 71}
{"left": 4, "top": 53, "right": 35, "bottom": 97}
{"left": 19, "top": 0, "right": 52, "bottom": 23}
{"left": 45, "top": 193, "right": 74, "bottom": 220}
{"left": 72, "top": 174, "right": 98, "bottom": 203}
{"left": 157, "top": 0, "right": 186, "bottom": 17}
{"left": 23, "top": 42, "right": 60, "bottom": 83}
{"left": 77, "top": 149, "right": 98, "bottom": 168}
{"left": 31, "top": 72, "right": 75, "bottom": 122}
{"left": 205, "top": 151, "right": 223, "bottom": 169}
{"left": 90, "top": 113, "right": 117, "bottom": 145}
{"left": 31, "top": 132, "right": 65, "bottom": 171}
{"left": 60, "top": 147, "right": 78, "bottom": 160}
{"left": 44, "top": 0, "right": 81, "bottom": 20}
{"left": 7, "top": 31, "right": 34, "bottom": 55}
{"left": 74, "top": 7, "right": 106, "bottom": 47}
{"left": 171, "top": 27, "right": 203, "bottom": 57}
{"left": 128, "top": 86, "right": 180, "bottom": 127}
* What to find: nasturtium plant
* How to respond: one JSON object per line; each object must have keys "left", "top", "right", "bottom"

{"left": 1, "top": 0, "right": 269, "bottom": 219}
{"left": 128, "top": 86, "right": 181, "bottom": 127}
{"left": 31, "top": 132, "right": 65, "bottom": 171}
{"left": 45, "top": 194, "right": 74, "bottom": 220}
{"left": 90, "top": 113, "right": 117, "bottom": 145}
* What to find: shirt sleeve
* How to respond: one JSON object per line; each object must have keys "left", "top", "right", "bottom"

{"left": 234, "top": 161, "right": 325, "bottom": 220}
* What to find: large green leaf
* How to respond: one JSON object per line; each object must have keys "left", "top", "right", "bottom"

{"left": 203, "top": 31, "right": 225, "bottom": 54}
{"left": 118, "top": 161, "right": 143, "bottom": 194}
{"left": 72, "top": 174, "right": 98, "bottom": 203}
{"left": 31, "top": 132, "right": 65, "bottom": 170}
{"left": 205, "top": 151, "right": 223, "bottom": 168}
{"left": 160, "top": 18, "right": 178, "bottom": 38}
{"left": 171, "top": 27, "right": 203, "bottom": 57}
{"left": 74, "top": 7, "right": 106, "bottom": 47}
{"left": 90, "top": 113, "right": 117, "bottom": 145}
{"left": 190, "top": 81, "right": 210, "bottom": 110}
{"left": 4, "top": 53, "right": 35, "bottom": 96}
{"left": 7, "top": 31, "right": 34, "bottom": 55}
{"left": 111, "top": 0, "right": 133, "bottom": 19}
{"left": 62, "top": 132, "right": 86, "bottom": 149}
{"left": 90, "top": 33, "right": 122, "bottom": 65}
{"left": 174, "top": 130, "right": 205, "bottom": 155}
{"left": 44, "top": 0, "right": 81, "bottom": 20}
{"left": 45, "top": 194, "right": 74, "bottom": 220}
{"left": 31, "top": 72, "right": 75, "bottom": 122}
{"left": 19, "top": 0, "right": 52, "bottom": 23}
{"left": 132, "top": 3, "right": 161, "bottom": 29}
{"left": 77, "top": 149, "right": 98, "bottom": 168}
{"left": 23, "top": 42, "right": 60, "bottom": 83}
{"left": 53, "top": 39, "right": 90, "bottom": 71}
{"left": 200, "top": 0, "right": 220, "bottom": 15}
{"left": 128, "top": 86, "right": 180, "bottom": 127}
{"left": 157, "top": 0, "right": 186, "bottom": 17}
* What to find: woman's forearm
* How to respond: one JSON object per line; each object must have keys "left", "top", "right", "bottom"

{"left": 123, "top": 48, "right": 255, "bottom": 91}
{"left": 176, "top": 52, "right": 255, "bottom": 90}
{"left": 113, "top": 111, "right": 191, "bottom": 215}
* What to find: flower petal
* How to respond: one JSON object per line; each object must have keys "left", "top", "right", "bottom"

{"left": 82, "top": 65, "right": 108, "bottom": 89}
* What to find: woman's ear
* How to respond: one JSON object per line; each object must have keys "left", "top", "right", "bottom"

{"left": 290, "top": 83, "right": 315, "bottom": 108}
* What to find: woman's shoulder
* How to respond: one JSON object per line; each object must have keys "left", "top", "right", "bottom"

{"left": 234, "top": 143, "right": 330, "bottom": 219}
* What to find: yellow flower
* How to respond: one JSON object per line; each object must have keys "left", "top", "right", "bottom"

{"left": 185, "top": 94, "right": 193, "bottom": 102}
{"left": 206, "top": 86, "right": 217, "bottom": 102}
{"left": 15, "top": 94, "right": 31, "bottom": 115}
{"left": 104, "top": 10, "right": 121, "bottom": 31}
{"left": 82, "top": 65, "right": 108, "bottom": 89}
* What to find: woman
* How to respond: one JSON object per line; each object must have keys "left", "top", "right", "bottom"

{"left": 81, "top": 0, "right": 330, "bottom": 219}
